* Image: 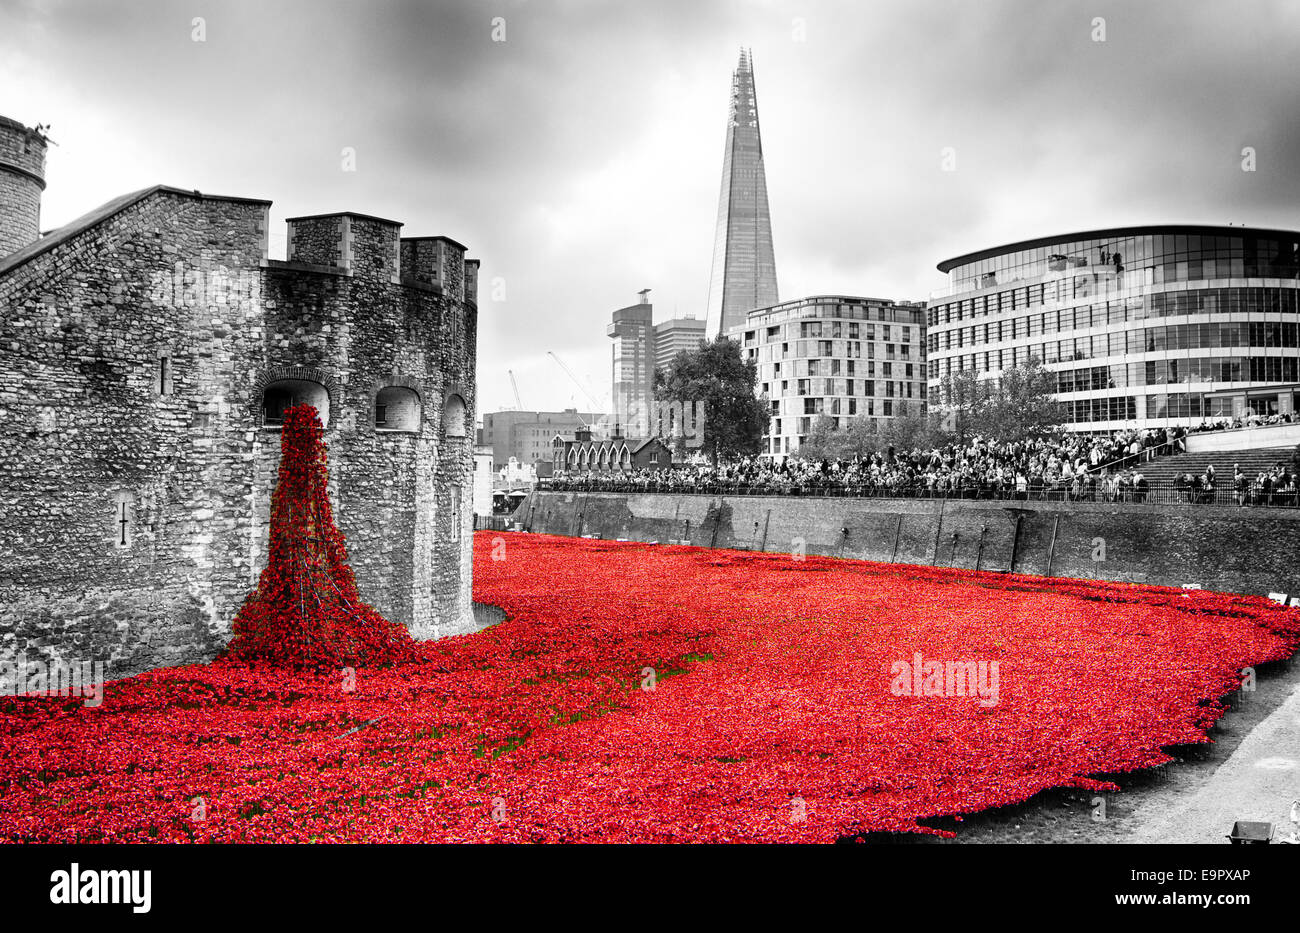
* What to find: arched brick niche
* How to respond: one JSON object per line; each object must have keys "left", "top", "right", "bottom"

{"left": 371, "top": 376, "right": 424, "bottom": 433}
{"left": 442, "top": 385, "right": 470, "bottom": 439}
{"left": 252, "top": 365, "right": 341, "bottom": 429}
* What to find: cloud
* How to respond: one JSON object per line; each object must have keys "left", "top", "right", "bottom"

{"left": 3, "top": 0, "right": 1299, "bottom": 416}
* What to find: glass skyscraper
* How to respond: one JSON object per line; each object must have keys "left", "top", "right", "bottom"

{"left": 705, "top": 48, "right": 779, "bottom": 338}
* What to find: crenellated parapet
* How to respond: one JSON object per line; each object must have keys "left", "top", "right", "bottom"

{"left": 286, "top": 212, "right": 402, "bottom": 283}
{"left": 399, "top": 236, "right": 468, "bottom": 301}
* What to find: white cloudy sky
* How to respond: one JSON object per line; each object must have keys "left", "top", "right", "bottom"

{"left": 3, "top": 0, "right": 1299, "bottom": 416}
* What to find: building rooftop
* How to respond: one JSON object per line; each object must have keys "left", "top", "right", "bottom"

{"left": 285, "top": 210, "right": 402, "bottom": 227}
{"left": 0, "top": 184, "right": 272, "bottom": 278}
{"left": 937, "top": 223, "right": 1300, "bottom": 273}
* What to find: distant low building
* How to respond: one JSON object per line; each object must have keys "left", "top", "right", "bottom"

{"left": 551, "top": 427, "right": 673, "bottom": 474}
{"left": 478, "top": 407, "right": 602, "bottom": 470}
{"left": 494, "top": 457, "right": 537, "bottom": 487}
{"left": 473, "top": 445, "right": 494, "bottom": 517}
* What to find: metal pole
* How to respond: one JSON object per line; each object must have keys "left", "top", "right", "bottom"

{"left": 931, "top": 498, "right": 946, "bottom": 566}
{"left": 1045, "top": 515, "right": 1060, "bottom": 577}
{"left": 1008, "top": 514, "right": 1023, "bottom": 574}
{"left": 890, "top": 514, "right": 902, "bottom": 564}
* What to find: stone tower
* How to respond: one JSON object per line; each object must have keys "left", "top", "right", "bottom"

{"left": 705, "top": 49, "right": 779, "bottom": 338}
{"left": 0, "top": 116, "right": 48, "bottom": 258}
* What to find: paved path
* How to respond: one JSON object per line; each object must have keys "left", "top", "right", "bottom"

{"left": 1130, "top": 683, "right": 1300, "bottom": 843}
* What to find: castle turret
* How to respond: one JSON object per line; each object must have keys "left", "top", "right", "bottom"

{"left": 400, "top": 236, "right": 467, "bottom": 300}
{"left": 285, "top": 211, "right": 401, "bottom": 282}
{"left": 0, "top": 116, "right": 48, "bottom": 258}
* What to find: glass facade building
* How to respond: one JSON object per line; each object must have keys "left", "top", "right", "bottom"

{"left": 928, "top": 225, "right": 1300, "bottom": 428}
{"left": 735, "top": 296, "right": 928, "bottom": 458}
{"left": 705, "top": 48, "right": 779, "bottom": 338}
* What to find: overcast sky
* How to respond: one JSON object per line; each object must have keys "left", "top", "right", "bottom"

{"left": 4, "top": 0, "right": 1299, "bottom": 416}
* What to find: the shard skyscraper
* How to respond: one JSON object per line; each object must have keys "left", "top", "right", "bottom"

{"left": 705, "top": 48, "right": 779, "bottom": 338}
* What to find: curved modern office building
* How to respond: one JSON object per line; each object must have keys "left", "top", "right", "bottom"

{"left": 927, "top": 225, "right": 1300, "bottom": 429}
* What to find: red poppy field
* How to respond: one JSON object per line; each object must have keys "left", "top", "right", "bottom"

{"left": 1, "top": 531, "right": 1297, "bottom": 843}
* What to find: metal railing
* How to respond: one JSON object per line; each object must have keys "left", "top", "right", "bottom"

{"left": 533, "top": 477, "right": 1300, "bottom": 508}
{"left": 1082, "top": 437, "right": 1183, "bottom": 476}
{"left": 473, "top": 514, "right": 515, "bottom": 531}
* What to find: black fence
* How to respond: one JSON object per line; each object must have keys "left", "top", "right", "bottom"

{"left": 473, "top": 514, "right": 516, "bottom": 531}
{"left": 534, "top": 478, "right": 1300, "bottom": 509}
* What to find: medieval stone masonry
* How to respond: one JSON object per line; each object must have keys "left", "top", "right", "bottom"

{"left": 0, "top": 115, "right": 479, "bottom": 678}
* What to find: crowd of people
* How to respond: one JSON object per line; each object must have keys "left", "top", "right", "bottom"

{"left": 1227, "top": 462, "right": 1300, "bottom": 507}
{"left": 541, "top": 427, "right": 1214, "bottom": 504}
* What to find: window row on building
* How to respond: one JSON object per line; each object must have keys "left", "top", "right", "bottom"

{"left": 765, "top": 378, "right": 925, "bottom": 400}
{"left": 932, "top": 321, "right": 1300, "bottom": 378}
{"left": 1040, "top": 356, "right": 1299, "bottom": 395}
{"left": 930, "top": 287, "right": 1300, "bottom": 351}
{"left": 1061, "top": 391, "right": 1300, "bottom": 423}
{"left": 751, "top": 339, "right": 922, "bottom": 363}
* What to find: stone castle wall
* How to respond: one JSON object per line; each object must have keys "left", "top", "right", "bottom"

{"left": 516, "top": 490, "right": 1300, "bottom": 598}
{"left": 0, "top": 188, "right": 478, "bottom": 679}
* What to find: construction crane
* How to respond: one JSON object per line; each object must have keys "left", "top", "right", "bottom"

{"left": 507, "top": 369, "right": 523, "bottom": 410}
{"left": 546, "top": 351, "right": 602, "bottom": 426}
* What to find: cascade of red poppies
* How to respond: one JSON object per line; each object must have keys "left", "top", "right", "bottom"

{"left": 222, "top": 404, "right": 416, "bottom": 669}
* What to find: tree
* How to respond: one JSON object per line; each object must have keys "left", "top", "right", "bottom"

{"left": 839, "top": 413, "right": 881, "bottom": 459}
{"left": 977, "top": 357, "right": 1065, "bottom": 442}
{"left": 934, "top": 358, "right": 1063, "bottom": 445}
{"left": 934, "top": 368, "right": 988, "bottom": 444}
{"left": 797, "top": 415, "right": 845, "bottom": 460}
{"left": 655, "top": 335, "right": 769, "bottom": 466}
{"left": 878, "top": 403, "right": 950, "bottom": 453}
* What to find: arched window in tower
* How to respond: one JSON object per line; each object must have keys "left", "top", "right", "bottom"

{"left": 375, "top": 386, "right": 421, "bottom": 432}
{"left": 442, "top": 393, "right": 467, "bottom": 438}
{"left": 262, "top": 379, "right": 329, "bottom": 428}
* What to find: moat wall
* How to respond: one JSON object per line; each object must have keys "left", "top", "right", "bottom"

{"left": 513, "top": 490, "right": 1300, "bottom": 598}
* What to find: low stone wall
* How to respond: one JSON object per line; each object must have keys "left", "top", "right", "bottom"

{"left": 1186, "top": 422, "right": 1300, "bottom": 453}
{"left": 513, "top": 490, "right": 1300, "bottom": 598}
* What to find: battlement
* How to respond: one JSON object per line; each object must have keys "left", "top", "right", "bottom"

{"left": 0, "top": 115, "right": 50, "bottom": 258}
{"left": 400, "top": 236, "right": 469, "bottom": 301}
{"left": 286, "top": 212, "right": 402, "bottom": 282}
{"left": 465, "top": 258, "right": 479, "bottom": 305}
{"left": 283, "top": 215, "right": 477, "bottom": 295}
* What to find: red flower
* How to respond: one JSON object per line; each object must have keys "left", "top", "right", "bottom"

{"left": 221, "top": 405, "right": 415, "bottom": 669}
{"left": 0, "top": 532, "right": 1295, "bottom": 843}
